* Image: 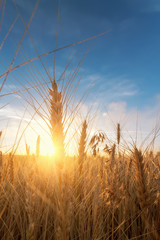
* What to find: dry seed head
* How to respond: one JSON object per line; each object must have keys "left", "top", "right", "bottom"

{"left": 117, "top": 123, "right": 120, "bottom": 145}
{"left": 111, "top": 144, "right": 116, "bottom": 161}
{"left": 49, "top": 79, "right": 64, "bottom": 159}
{"left": 134, "top": 147, "right": 150, "bottom": 210}
{"left": 90, "top": 132, "right": 105, "bottom": 156}
{"left": 36, "top": 135, "right": 40, "bottom": 158}
{"left": 0, "top": 151, "right": 2, "bottom": 167}
{"left": 0, "top": 151, "right": 2, "bottom": 182}
{"left": 78, "top": 120, "right": 87, "bottom": 173}
{"left": 9, "top": 153, "right": 14, "bottom": 183}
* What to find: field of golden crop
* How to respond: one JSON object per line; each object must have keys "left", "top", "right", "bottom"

{"left": 0, "top": 0, "right": 160, "bottom": 239}
{"left": 0, "top": 146, "right": 160, "bottom": 239}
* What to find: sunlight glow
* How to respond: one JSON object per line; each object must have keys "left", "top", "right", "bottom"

{"left": 41, "top": 141, "right": 56, "bottom": 156}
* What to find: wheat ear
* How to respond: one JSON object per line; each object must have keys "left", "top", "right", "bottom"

{"left": 49, "top": 79, "right": 65, "bottom": 163}
{"left": 0, "top": 151, "right": 2, "bottom": 182}
{"left": 78, "top": 120, "right": 87, "bottom": 174}
{"left": 134, "top": 147, "right": 160, "bottom": 240}
{"left": 117, "top": 123, "right": 120, "bottom": 145}
{"left": 36, "top": 135, "right": 40, "bottom": 158}
{"left": 9, "top": 153, "right": 14, "bottom": 183}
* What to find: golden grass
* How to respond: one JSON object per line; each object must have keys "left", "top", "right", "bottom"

{"left": 0, "top": 148, "right": 160, "bottom": 240}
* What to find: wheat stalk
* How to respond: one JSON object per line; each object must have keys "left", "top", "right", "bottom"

{"left": 36, "top": 135, "right": 40, "bottom": 158}
{"left": 0, "top": 151, "right": 2, "bottom": 182}
{"left": 117, "top": 123, "right": 120, "bottom": 145}
{"left": 26, "top": 143, "right": 30, "bottom": 156}
{"left": 133, "top": 147, "right": 160, "bottom": 240}
{"left": 133, "top": 147, "right": 149, "bottom": 210}
{"left": 9, "top": 152, "right": 14, "bottom": 183}
{"left": 49, "top": 79, "right": 64, "bottom": 166}
{"left": 78, "top": 120, "right": 87, "bottom": 174}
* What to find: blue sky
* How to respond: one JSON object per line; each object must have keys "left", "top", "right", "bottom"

{"left": 1, "top": 0, "right": 160, "bottom": 106}
{"left": 1, "top": 0, "right": 160, "bottom": 153}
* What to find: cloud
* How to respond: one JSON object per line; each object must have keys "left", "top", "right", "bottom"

{"left": 82, "top": 73, "right": 138, "bottom": 104}
{"left": 1, "top": 97, "right": 160, "bottom": 155}
{"left": 1, "top": 70, "right": 160, "bottom": 155}
{"left": 100, "top": 98, "right": 160, "bottom": 149}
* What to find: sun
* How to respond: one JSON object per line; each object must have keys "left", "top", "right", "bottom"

{"left": 40, "top": 139, "right": 56, "bottom": 156}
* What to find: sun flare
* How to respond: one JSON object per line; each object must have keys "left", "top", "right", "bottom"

{"left": 40, "top": 139, "right": 56, "bottom": 156}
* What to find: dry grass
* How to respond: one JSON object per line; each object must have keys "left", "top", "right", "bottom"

{"left": 0, "top": 147, "right": 160, "bottom": 240}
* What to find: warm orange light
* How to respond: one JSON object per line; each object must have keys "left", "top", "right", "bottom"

{"left": 40, "top": 139, "right": 56, "bottom": 156}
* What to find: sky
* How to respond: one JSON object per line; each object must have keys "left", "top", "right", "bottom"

{"left": 0, "top": 0, "right": 160, "bottom": 154}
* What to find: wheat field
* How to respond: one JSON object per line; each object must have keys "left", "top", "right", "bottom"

{"left": 0, "top": 0, "right": 160, "bottom": 240}
{"left": 1, "top": 143, "right": 160, "bottom": 239}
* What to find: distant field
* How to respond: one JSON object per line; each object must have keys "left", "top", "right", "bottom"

{"left": 0, "top": 147, "right": 160, "bottom": 239}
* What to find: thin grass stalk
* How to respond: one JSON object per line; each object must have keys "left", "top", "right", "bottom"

{"left": 0, "top": 0, "right": 40, "bottom": 92}
{"left": 134, "top": 147, "right": 160, "bottom": 240}
{"left": 134, "top": 147, "right": 149, "bottom": 210}
{"left": 9, "top": 153, "right": 14, "bottom": 183}
{"left": 13, "top": 0, "right": 52, "bottom": 82}
{"left": 117, "top": 123, "right": 120, "bottom": 156}
{"left": 117, "top": 123, "right": 120, "bottom": 145}
{"left": 26, "top": 143, "right": 30, "bottom": 157}
{"left": 0, "top": 15, "right": 18, "bottom": 50}
{"left": 0, "top": 0, "right": 6, "bottom": 32}
{"left": 36, "top": 135, "right": 40, "bottom": 158}
{"left": 78, "top": 120, "right": 87, "bottom": 174}
{"left": 0, "top": 151, "right": 2, "bottom": 182}
{"left": 0, "top": 30, "right": 110, "bottom": 80}
{"left": 49, "top": 80, "right": 64, "bottom": 166}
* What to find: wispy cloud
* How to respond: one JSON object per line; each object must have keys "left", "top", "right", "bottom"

{"left": 82, "top": 73, "right": 138, "bottom": 104}
{"left": 1, "top": 94, "right": 160, "bottom": 154}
